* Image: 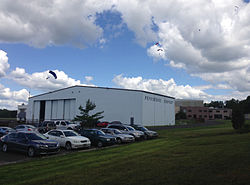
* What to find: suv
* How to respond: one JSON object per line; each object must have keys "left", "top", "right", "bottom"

{"left": 38, "top": 121, "right": 56, "bottom": 133}
{"left": 54, "top": 120, "right": 78, "bottom": 130}
{"left": 131, "top": 125, "right": 158, "bottom": 139}
{"left": 107, "top": 124, "right": 145, "bottom": 140}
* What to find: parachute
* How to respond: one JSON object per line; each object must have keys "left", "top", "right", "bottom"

{"left": 46, "top": 70, "right": 57, "bottom": 79}
{"left": 157, "top": 48, "right": 163, "bottom": 51}
{"left": 234, "top": 5, "right": 239, "bottom": 14}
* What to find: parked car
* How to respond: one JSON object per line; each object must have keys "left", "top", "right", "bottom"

{"left": 44, "top": 129, "right": 91, "bottom": 150}
{"left": 0, "top": 127, "right": 15, "bottom": 137}
{"left": 107, "top": 124, "right": 145, "bottom": 140}
{"left": 0, "top": 131, "right": 60, "bottom": 157}
{"left": 110, "top": 121, "right": 122, "bottom": 124}
{"left": 96, "top": 121, "right": 110, "bottom": 127}
{"left": 79, "top": 129, "right": 116, "bottom": 147}
{"left": 101, "top": 128, "right": 135, "bottom": 144}
{"left": 38, "top": 121, "right": 56, "bottom": 133}
{"left": 54, "top": 120, "right": 79, "bottom": 130}
{"left": 131, "top": 125, "right": 158, "bottom": 139}
{"left": 15, "top": 124, "right": 38, "bottom": 132}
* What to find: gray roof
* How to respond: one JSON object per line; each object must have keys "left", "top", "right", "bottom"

{"left": 29, "top": 85, "right": 175, "bottom": 99}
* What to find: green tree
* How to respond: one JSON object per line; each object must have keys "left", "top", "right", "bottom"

{"left": 232, "top": 107, "right": 245, "bottom": 130}
{"left": 175, "top": 110, "right": 187, "bottom": 120}
{"left": 74, "top": 99, "right": 104, "bottom": 128}
{"left": 204, "top": 101, "right": 224, "bottom": 108}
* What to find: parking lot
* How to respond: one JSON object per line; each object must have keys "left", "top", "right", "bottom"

{"left": 0, "top": 120, "right": 222, "bottom": 166}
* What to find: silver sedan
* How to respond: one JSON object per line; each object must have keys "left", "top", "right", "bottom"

{"left": 101, "top": 128, "right": 135, "bottom": 144}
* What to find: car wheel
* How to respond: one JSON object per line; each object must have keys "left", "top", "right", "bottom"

{"left": 65, "top": 142, "right": 72, "bottom": 150}
{"left": 2, "top": 143, "right": 8, "bottom": 152}
{"left": 97, "top": 141, "right": 103, "bottom": 148}
{"left": 27, "top": 147, "right": 35, "bottom": 157}
{"left": 117, "top": 138, "right": 122, "bottom": 144}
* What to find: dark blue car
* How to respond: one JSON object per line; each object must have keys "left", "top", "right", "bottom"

{"left": 0, "top": 131, "right": 60, "bottom": 157}
{"left": 79, "top": 129, "right": 116, "bottom": 147}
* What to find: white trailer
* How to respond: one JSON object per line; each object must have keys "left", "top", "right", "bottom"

{"left": 26, "top": 86, "right": 175, "bottom": 126}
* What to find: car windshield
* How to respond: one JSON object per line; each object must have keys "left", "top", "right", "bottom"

{"left": 26, "top": 133, "right": 47, "bottom": 140}
{"left": 65, "top": 121, "right": 72, "bottom": 125}
{"left": 126, "top": 126, "right": 135, "bottom": 131}
{"left": 114, "top": 129, "right": 122, "bottom": 134}
{"left": 138, "top": 126, "right": 148, "bottom": 131}
{"left": 97, "top": 130, "right": 105, "bottom": 136}
{"left": 63, "top": 131, "right": 78, "bottom": 137}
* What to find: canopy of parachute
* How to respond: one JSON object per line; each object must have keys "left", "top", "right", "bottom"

{"left": 46, "top": 70, "right": 57, "bottom": 79}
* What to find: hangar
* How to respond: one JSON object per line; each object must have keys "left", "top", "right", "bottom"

{"left": 26, "top": 86, "right": 175, "bottom": 126}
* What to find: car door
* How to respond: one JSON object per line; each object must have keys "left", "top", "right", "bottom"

{"left": 16, "top": 132, "right": 29, "bottom": 152}
{"left": 56, "top": 130, "right": 66, "bottom": 147}
{"left": 6, "top": 133, "right": 18, "bottom": 150}
{"left": 87, "top": 131, "right": 96, "bottom": 143}
{"left": 47, "top": 130, "right": 57, "bottom": 140}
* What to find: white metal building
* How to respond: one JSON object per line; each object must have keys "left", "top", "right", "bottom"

{"left": 26, "top": 86, "right": 175, "bottom": 126}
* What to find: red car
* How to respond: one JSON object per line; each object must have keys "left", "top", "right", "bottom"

{"left": 96, "top": 121, "right": 109, "bottom": 127}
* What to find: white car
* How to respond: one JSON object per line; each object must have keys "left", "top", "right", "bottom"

{"left": 44, "top": 129, "right": 91, "bottom": 150}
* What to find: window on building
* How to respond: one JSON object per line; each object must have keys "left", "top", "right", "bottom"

{"left": 188, "top": 110, "right": 192, "bottom": 112}
{"left": 204, "top": 110, "right": 207, "bottom": 112}
{"left": 223, "top": 110, "right": 228, "bottom": 113}
{"left": 199, "top": 115, "right": 202, "bottom": 118}
{"left": 216, "top": 110, "right": 220, "bottom": 113}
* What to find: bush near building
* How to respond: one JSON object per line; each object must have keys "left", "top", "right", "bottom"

{"left": 232, "top": 107, "right": 245, "bottom": 130}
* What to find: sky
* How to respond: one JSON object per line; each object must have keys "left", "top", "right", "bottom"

{"left": 0, "top": 0, "right": 250, "bottom": 110}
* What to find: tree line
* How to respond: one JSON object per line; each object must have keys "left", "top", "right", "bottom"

{"left": 204, "top": 96, "right": 250, "bottom": 114}
{"left": 0, "top": 109, "right": 17, "bottom": 118}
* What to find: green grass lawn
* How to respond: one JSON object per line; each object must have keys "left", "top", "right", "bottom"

{"left": 1, "top": 122, "right": 250, "bottom": 185}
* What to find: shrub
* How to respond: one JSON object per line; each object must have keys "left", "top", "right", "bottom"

{"left": 175, "top": 110, "right": 187, "bottom": 120}
{"left": 232, "top": 107, "right": 245, "bottom": 130}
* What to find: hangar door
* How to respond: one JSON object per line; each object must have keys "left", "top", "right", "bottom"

{"left": 64, "top": 99, "right": 76, "bottom": 120}
{"left": 46, "top": 99, "right": 76, "bottom": 120}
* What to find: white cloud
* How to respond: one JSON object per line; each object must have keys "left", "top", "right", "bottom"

{"left": 113, "top": 74, "right": 209, "bottom": 100}
{"left": 0, "top": 83, "right": 29, "bottom": 110}
{"left": 1, "top": 0, "right": 250, "bottom": 97}
{"left": 113, "top": 74, "right": 250, "bottom": 102}
{"left": 0, "top": 50, "right": 10, "bottom": 77}
{"left": 0, "top": 0, "right": 115, "bottom": 48}
{"left": 112, "top": 0, "right": 250, "bottom": 94}
{"left": 85, "top": 76, "right": 93, "bottom": 83}
{"left": 8, "top": 67, "right": 93, "bottom": 91}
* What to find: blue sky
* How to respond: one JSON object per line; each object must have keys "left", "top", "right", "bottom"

{"left": 0, "top": 0, "right": 250, "bottom": 109}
